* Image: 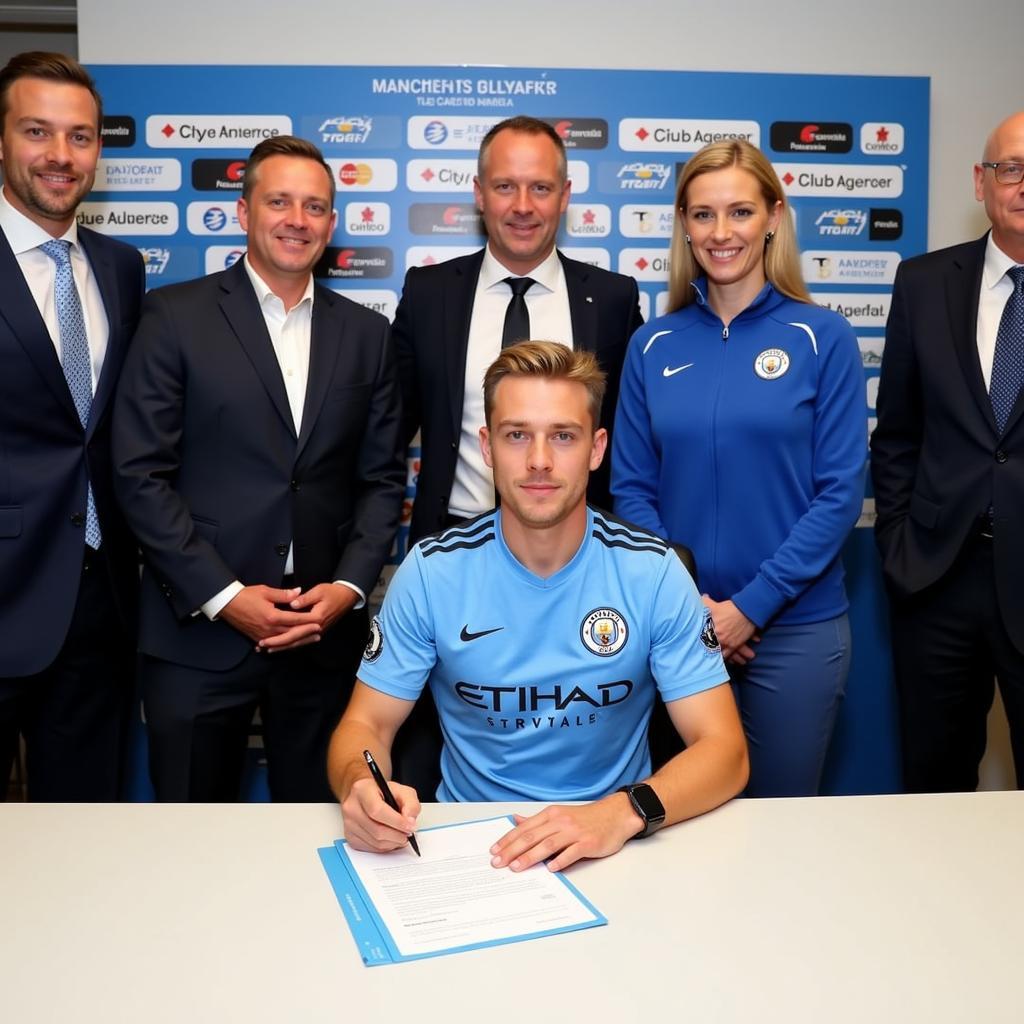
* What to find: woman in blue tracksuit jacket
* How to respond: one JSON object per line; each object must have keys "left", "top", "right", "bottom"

{"left": 611, "top": 139, "right": 866, "bottom": 797}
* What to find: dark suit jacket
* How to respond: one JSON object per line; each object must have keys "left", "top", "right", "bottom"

{"left": 112, "top": 259, "right": 405, "bottom": 671}
{"left": 871, "top": 233, "right": 1024, "bottom": 651}
{"left": 394, "top": 248, "right": 644, "bottom": 543}
{"left": 0, "top": 226, "right": 145, "bottom": 677}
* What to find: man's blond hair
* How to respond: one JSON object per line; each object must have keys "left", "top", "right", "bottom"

{"left": 483, "top": 341, "right": 606, "bottom": 429}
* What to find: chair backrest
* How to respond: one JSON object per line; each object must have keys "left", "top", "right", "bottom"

{"left": 669, "top": 541, "right": 697, "bottom": 580}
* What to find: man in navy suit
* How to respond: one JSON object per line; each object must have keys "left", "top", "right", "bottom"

{"left": 391, "top": 116, "right": 644, "bottom": 792}
{"left": 0, "top": 52, "right": 145, "bottom": 800}
{"left": 396, "top": 116, "right": 644, "bottom": 546}
{"left": 872, "top": 111, "right": 1024, "bottom": 791}
{"left": 113, "top": 136, "right": 405, "bottom": 802}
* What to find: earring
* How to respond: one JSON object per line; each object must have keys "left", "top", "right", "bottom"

{"left": 685, "top": 234, "right": 692, "bottom": 244}
{"left": 765, "top": 231, "right": 775, "bottom": 244}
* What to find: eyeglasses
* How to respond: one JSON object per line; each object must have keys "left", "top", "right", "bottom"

{"left": 980, "top": 162, "right": 1024, "bottom": 185}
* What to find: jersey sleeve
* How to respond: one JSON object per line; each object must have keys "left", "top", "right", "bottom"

{"left": 357, "top": 547, "right": 436, "bottom": 702}
{"left": 650, "top": 552, "right": 729, "bottom": 704}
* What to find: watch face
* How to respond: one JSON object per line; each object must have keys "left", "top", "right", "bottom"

{"left": 630, "top": 784, "right": 665, "bottom": 824}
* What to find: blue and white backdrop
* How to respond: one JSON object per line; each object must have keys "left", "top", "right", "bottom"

{"left": 86, "top": 64, "right": 928, "bottom": 798}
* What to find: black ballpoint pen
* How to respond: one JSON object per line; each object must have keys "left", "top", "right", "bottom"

{"left": 363, "top": 749, "right": 420, "bottom": 856}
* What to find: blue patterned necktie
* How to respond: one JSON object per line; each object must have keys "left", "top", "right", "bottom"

{"left": 41, "top": 239, "right": 102, "bottom": 548}
{"left": 990, "top": 264, "right": 1024, "bottom": 435}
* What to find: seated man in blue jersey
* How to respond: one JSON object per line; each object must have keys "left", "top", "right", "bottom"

{"left": 328, "top": 342, "right": 748, "bottom": 871}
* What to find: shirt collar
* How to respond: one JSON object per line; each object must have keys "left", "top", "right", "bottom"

{"left": 982, "top": 232, "right": 1021, "bottom": 291}
{"left": 243, "top": 255, "right": 314, "bottom": 313}
{"left": 480, "top": 244, "right": 561, "bottom": 293}
{"left": 0, "top": 186, "right": 81, "bottom": 256}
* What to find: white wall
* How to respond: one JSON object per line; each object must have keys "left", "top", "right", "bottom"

{"left": 76, "top": 0, "right": 1020, "bottom": 789}
{"left": 79, "top": 0, "right": 1024, "bottom": 252}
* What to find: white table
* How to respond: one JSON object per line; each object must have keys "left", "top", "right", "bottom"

{"left": 1, "top": 793, "right": 1021, "bottom": 1023}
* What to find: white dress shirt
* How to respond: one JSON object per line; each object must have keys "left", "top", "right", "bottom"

{"left": 449, "top": 245, "right": 574, "bottom": 518}
{"left": 201, "top": 258, "right": 363, "bottom": 619}
{"left": 0, "top": 187, "right": 110, "bottom": 390}
{"left": 977, "top": 234, "right": 1021, "bottom": 390}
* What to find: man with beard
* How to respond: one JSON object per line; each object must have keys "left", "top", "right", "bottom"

{"left": 0, "top": 52, "right": 145, "bottom": 800}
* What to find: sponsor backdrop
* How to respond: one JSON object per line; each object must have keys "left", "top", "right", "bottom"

{"left": 88, "top": 65, "right": 927, "bottom": 799}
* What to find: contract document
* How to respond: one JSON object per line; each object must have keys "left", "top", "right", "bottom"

{"left": 318, "top": 816, "right": 606, "bottom": 965}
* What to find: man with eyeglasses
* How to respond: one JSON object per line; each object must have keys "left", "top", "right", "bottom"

{"left": 872, "top": 111, "right": 1024, "bottom": 793}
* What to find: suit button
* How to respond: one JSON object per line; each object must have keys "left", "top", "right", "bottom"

{"left": 70, "top": 512, "right": 85, "bottom": 527}
{"left": 995, "top": 450, "right": 1009, "bottom": 464}
{"left": 274, "top": 543, "right": 288, "bottom": 556}
{"left": 290, "top": 479, "right": 300, "bottom": 491}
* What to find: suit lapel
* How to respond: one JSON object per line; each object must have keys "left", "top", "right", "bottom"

{"left": 947, "top": 236, "right": 998, "bottom": 434}
{"left": 218, "top": 260, "right": 296, "bottom": 437}
{"left": 80, "top": 229, "right": 123, "bottom": 439}
{"left": 0, "top": 227, "right": 81, "bottom": 424}
{"left": 296, "top": 286, "right": 341, "bottom": 459}
{"left": 560, "top": 252, "right": 596, "bottom": 353}
{"left": 445, "top": 250, "right": 484, "bottom": 437}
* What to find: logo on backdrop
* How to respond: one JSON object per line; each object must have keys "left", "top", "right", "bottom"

{"left": 406, "top": 159, "right": 477, "bottom": 192}
{"left": 619, "top": 204, "right": 675, "bottom": 238}
{"left": 344, "top": 202, "right": 391, "bottom": 236}
{"left": 145, "top": 114, "right": 291, "bottom": 148}
{"left": 860, "top": 123, "right": 905, "bottom": 154}
{"left": 566, "top": 204, "right": 611, "bottom": 237}
{"left": 612, "top": 162, "right": 673, "bottom": 191}
{"left": 775, "top": 164, "right": 904, "bottom": 198}
{"left": 318, "top": 116, "right": 373, "bottom": 144}
{"left": 869, "top": 208, "right": 903, "bottom": 240}
{"left": 95, "top": 158, "right": 181, "bottom": 192}
{"left": 100, "top": 115, "right": 135, "bottom": 148}
{"left": 77, "top": 201, "right": 178, "bottom": 236}
{"left": 191, "top": 159, "right": 247, "bottom": 192}
{"left": 770, "top": 121, "right": 853, "bottom": 153}
{"left": 327, "top": 159, "right": 399, "bottom": 192}
{"left": 619, "top": 118, "right": 759, "bottom": 151}
{"left": 315, "top": 246, "right": 393, "bottom": 280}
{"left": 543, "top": 117, "right": 608, "bottom": 149}
{"left": 407, "top": 203, "right": 483, "bottom": 235}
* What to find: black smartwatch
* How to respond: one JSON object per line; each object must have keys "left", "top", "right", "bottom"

{"left": 618, "top": 782, "right": 666, "bottom": 839}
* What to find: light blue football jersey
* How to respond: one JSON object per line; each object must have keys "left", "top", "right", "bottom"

{"left": 359, "top": 507, "right": 728, "bottom": 801}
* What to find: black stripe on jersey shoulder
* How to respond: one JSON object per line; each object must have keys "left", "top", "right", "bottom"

{"left": 591, "top": 509, "right": 669, "bottom": 553}
{"left": 419, "top": 512, "right": 497, "bottom": 559}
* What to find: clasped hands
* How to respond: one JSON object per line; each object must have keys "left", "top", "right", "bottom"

{"left": 342, "top": 776, "right": 644, "bottom": 872}
{"left": 220, "top": 582, "right": 358, "bottom": 651}
{"left": 701, "top": 595, "right": 760, "bottom": 665}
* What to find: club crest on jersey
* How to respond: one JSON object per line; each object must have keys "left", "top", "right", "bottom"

{"left": 363, "top": 616, "right": 384, "bottom": 663}
{"left": 581, "top": 607, "right": 628, "bottom": 657}
{"left": 700, "top": 609, "right": 722, "bottom": 653}
{"left": 754, "top": 348, "right": 790, "bottom": 380}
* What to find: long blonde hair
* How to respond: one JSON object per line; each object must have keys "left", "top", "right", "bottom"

{"left": 666, "top": 140, "right": 810, "bottom": 313}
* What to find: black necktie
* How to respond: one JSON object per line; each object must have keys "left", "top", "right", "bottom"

{"left": 501, "top": 276, "right": 535, "bottom": 349}
{"left": 990, "top": 265, "right": 1024, "bottom": 434}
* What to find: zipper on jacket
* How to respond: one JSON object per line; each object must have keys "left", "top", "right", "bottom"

{"left": 722, "top": 326, "right": 729, "bottom": 341}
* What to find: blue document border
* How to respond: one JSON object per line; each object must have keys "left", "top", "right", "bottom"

{"left": 318, "top": 815, "right": 607, "bottom": 965}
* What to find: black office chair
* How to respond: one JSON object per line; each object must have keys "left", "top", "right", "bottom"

{"left": 648, "top": 541, "right": 698, "bottom": 771}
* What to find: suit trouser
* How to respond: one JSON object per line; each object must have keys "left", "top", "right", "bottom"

{"left": 141, "top": 613, "right": 364, "bottom": 802}
{"left": 889, "top": 533, "right": 1024, "bottom": 792}
{"left": 0, "top": 546, "right": 134, "bottom": 801}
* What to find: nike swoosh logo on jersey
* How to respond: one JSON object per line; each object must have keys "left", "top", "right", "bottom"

{"left": 460, "top": 625, "right": 505, "bottom": 642}
{"left": 663, "top": 363, "right": 694, "bottom": 377}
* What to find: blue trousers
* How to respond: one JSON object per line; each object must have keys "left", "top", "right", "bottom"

{"left": 729, "top": 614, "right": 850, "bottom": 797}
